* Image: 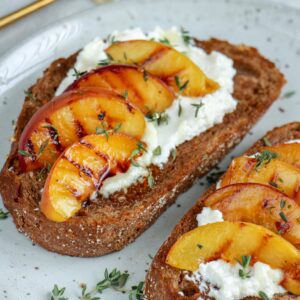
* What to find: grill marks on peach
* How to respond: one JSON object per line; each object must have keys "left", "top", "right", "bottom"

{"left": 66, "top": 65, "right": 175, "bottom": 114}
{"left": 105, "top": 40, "right": 219, "bottom": 97}
{"left": 18, "top": 88, "right": 146, "bottom": 171}
{"left": 40, "top": 133, "right": 140, "bottom": 222}
{"left": 204, "top": 183, "right": 300, "bottom": 248}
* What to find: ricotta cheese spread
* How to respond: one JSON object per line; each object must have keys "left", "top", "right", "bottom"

{"left": 196, "top": 207, "right": 224, "bottom": 226}
{"left": 56, "top": 27, "right": 237, "bottom": 197}
{"left": 186, "top": 259, "right": 285, "bottom": 300}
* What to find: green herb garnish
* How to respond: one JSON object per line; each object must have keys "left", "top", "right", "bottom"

{"left": 50, "top": 284, "right": 68, "bottom": 300}
{"left": 147, "top": 170, "right": 155, "bottom": 188}
{"left": 159, "top": 37, "right": 171, "bottom": 45}
{"left": 171, "top": 148, "right": 176, "bottom": 161}
{"left": 72, "top": 68, "right": 87, "bottom": 79}
{"left": 96, "top": 268, "right": 129, "bottom": 293}
{"left": 146, "top": 112, "right": 169, "bottom": 126}
{"left": 255, "top": 150, "right": 278, "bottom": 170}
{"left": 0, "top": 209, "right": 9, "bottom": 220}
{"left": 18, "top": 149, "right": 32, "bottom": 158}
{"left": 130, "top": 142, "right": 147, "bottom": 167}
{"left": 98, "top": 58, "right": 111, "bottom": 66}
{"left": 143, "top": 69, "right": 148, "bottom": 82}
{"left": 282, "top": 91, "right": 296, "bottom": 99}
{"left": 237, "top": 255, "right": 252, "bottom": 279}
{"left": 258, "top": 291, "right": 270, "bottom": 300}
{"left": 181, "top": 27, "right": 192, "bottom": 45}
{"left": 279, "top": 211, "right": 288, "bottom": 223}
{"left": 24, "top": 90, "right": 34, "bottom": 101}
{"left": 129, "top": 281, "right": 144, "bottom": 300}
{"left": 178, "top": 101, "right": 182, "bottom": 117}
{"left": 191, "top": 103, "right": 204, "bottom": 118}
{"left": 153, "top": 146, "right": 161, "bottom": 156}
{"left": 122, "top": 90, "right": 129, "bottom": 101}
{"left": 262, "top": 137, "right": 272, "bottom": 146}
{"left": 175, "top": 75, "right": 189, "bottom": 95}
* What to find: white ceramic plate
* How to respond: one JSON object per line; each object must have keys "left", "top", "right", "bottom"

{"left": 1, "top": 0, "right": 300, "bottom": 299}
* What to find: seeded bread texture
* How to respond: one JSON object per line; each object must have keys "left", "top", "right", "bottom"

{"left": 145, "top": 122, "right": 300, "bottom": 300}
{"left": 0, "top": 39, "right": 285, "bottom": 257}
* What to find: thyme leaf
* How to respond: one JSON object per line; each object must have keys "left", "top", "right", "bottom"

{"left": 50, "top": 284, "right": 68, "bottom": 300}
{"left": 237, "top": 255, "right": 252, "bottom": 279}
{"left": 262, "top": 137, "right": 272, "bottom": 146}
{"left": 153, "top": 146, "right": 161, "bottom": 156}
{"left": 129, "top": 281, "right": 144, "bottom": 300}
{"left": 159, "top": 37, "right": 171, "bottom": 46}
{"left": 0, "top": 209, "right": 9, "bottom": 220}
{"left": 255, "top": 150, "right": 278, "bottom": 171}
{"left": 258, "top": 291, "right": 270, "bottom": 300}
{"left": 72, "top": 68, "right": 87, "bottom": 79}
{"left": 175, "top": 75, "right": 189, "bottom": 94}
{"left": 146, "top": 112, "right": 169, "bottom": 126}
{"left": 181, "top": 27, "right": 192, "bottom": 45}
{"left": 96, "top": 268, "right": 129, "bottom": 293}
{"left": 191, "top": 103, "right": 204, "bottom": 118}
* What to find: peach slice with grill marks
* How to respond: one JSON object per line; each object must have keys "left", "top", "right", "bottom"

{"left": 220, "top": 155, "right": 300, "bottom": 204}
{"left": 166, "top": 221, "right": 300, "bottom": 295}
{"left": 66, "top": 65, "right": 175, "bottom": 114}
{"left": 105, "top": 40, "right": 219, "bottom": 97}
{"left": 40, "top": 133, "right": 141, "bottom": 222}
{"left": 18, "top": 87, "right": 145, "bottom": 171}
{"left": 203, "top": 183, "right": 300, "bottom": 248}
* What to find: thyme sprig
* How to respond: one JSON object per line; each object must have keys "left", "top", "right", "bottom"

{"left": 146, "top": 112, "right": 169, "bottom": 126}
{"left": 50, "top": 284, "right": 68, "bottom": 300}
{"left": 98, "top": 58, "right": 111, "bottom": 66}
{"left": 258, "top": 291, "right": 270, "bottom": 300}
{"left": 255, "top": 150, "right": 278, "bottom": 171}
{"left": 24, "top": 90, "right": 34, "bottom": 101}
{"left": 175, "top": 75, "right": 189, "bottom": 95}
{"left": 130, "top": 141, "right": 147, "bottom": 167}
{"left": 129, "top": 281, "right": 144, "bottom": 300}
{"left": 153, "top": 145, "right": 161, "bottom": 156}
{"left": 237, "top": 255, "right": 252, "bottom": 279}
{"left": 96, "top": 268, "right": 129, "bottom": 293}
{"left": 96, "top": 123, "right": 122, "bottom": 140}
{"left": 159, "top": 37, "right": 171, "bottom": 46}
{"left": 191, "top": 103, "right": 204, "bottom": 118}
{"left": 0, "top": 208, "right": 9, "bottom": 220}
{"left": 72, "top": 68, "right": 87, "bottom": 79}
{"left": 181, "top": 27, "right": 192, "bottom": 45}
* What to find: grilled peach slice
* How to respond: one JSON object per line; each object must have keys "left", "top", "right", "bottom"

{"left": 262, "top": 143, "right": 300, "bottom": 169}
{"left": 40, "top": 133, "right": 141, "bottom": 222}
{"left": 221, "top": 156, "right": 300, "bottom": 203}
{"left": 105, "top": 40, "right": 219, "bottom": 97}
{"left": 18, "top": 88, "right": 145, "bottom": 171}
{"left": 66, "top": 65, "right": 175, "bottom": 114}
{"left": 204, "top": 183, "right": 300, "bottom": 248}
{"left": 166, "top": 221, "right": 300, "bottom": 295}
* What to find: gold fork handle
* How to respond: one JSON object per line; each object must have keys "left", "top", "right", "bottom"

{"left": 0, "top": 0, "right": 56, "bottom": 29}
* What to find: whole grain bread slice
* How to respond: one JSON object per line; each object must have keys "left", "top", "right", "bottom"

{"left": 0, "top": 39, "right": 285, "bottom": 257}
{"left": 144, "top": 122, "right": 300, "bottom": 300}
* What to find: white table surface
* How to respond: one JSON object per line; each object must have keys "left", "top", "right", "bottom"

{"left": 0, "top": 0, "right": 300, "bottom": 58}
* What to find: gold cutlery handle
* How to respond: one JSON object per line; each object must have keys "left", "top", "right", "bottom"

{"left": 0, "top": 0, "right": 56, "bottom": 29}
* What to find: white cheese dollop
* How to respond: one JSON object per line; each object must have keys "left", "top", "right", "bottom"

{"left": 196, "top": 207, "right": 224, "bottom": 226}
{"left": 186, "top": 259, "right": 286, "bottom": 300}
{"left": 56, "top": 27, "right": 237, "bottom": 197}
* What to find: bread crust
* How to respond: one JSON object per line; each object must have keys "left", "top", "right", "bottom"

{"left": 144, "top": 122, "right": 300, "bottom": 300}
{"left": 0, "top": 39, "right": 285, "bottom": 257}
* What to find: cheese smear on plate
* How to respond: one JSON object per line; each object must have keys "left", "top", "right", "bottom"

{"left": 56, "top": 27, "right": 237, "bottom": 197}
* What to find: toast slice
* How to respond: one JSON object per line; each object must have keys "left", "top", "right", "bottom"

{"left": 0, "top": 39, "right": 285, "bottom": 257}
{"left": 145, "top": 122, "right": 300, "bottom": 300}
